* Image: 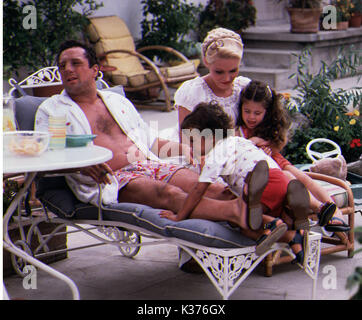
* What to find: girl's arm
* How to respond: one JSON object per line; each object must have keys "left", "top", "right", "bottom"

{"left": 175, "top": 181, "right": 210, "bottom": 221}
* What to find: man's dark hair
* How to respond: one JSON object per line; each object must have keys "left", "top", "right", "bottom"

{"left": 181, "top": 102, "right": 233, "bottom": 139}
{"left": 56, "top": 40, "right": 99, "bottom": 67}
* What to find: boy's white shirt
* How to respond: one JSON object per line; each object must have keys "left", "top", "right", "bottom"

{"left": 35, "top": 89, "right": 159, "bottom": 206}
{"left": 199, "top": 136, "right": 279, "bottom": 196}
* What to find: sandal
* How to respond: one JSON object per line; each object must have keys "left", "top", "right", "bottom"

{"left": 255, "top": 218, "right": 287, "bottom": 256}
{"left": 324, "top": 217, "right": 351, "bottom": 232}
{"left": 285, "top": 180, "right": 311, "bottom": 230}
{"left": 243, "top": 160, "right": 269, "bottom": 231}
{"left": 318, "top": 202, "right": 336, "bottom": 227}
{"left": 288, "top": 230, "right": 309, "bottom": 268}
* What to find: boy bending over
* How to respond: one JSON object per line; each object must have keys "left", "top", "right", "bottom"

{"left": 161, "top": 102, "right": 312, "bottom": 264}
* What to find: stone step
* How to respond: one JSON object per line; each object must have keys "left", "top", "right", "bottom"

{"left": 239, "top": 66, "right": 296, "bottom": 91}
{"left": 242, "top": 48, "right": 299, "bottom": 70}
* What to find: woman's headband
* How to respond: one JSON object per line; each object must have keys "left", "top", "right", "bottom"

{"left": 204, "top": 38, "right": 244, "bottom": 63}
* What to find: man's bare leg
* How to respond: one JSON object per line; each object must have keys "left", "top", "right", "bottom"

{"left": 168, "top": 168, "right": 235, "bottom": 200}
{"left": 117, "top": 176, "right": 249, "bottom": 229}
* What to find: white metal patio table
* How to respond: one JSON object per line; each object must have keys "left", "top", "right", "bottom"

{"left": 3, "top": 145, "right": 113, "bottom": 300}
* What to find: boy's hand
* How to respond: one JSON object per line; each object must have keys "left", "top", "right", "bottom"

{"left": 159, "top": 210, "right": 179, "bottom": 221}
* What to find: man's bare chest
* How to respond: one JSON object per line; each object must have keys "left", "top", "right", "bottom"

{"left": 93, "top": 113, "right": 116, "bottom": 135}
{"left": 79, "top": 101, "right": 121, "bottom": 136}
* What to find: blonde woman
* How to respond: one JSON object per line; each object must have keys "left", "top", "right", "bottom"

{"left": 174, "top": 27, "right": 250, "bottom": 273}
{"left": 175, "top": 27, "right": 250, "bottom": 130}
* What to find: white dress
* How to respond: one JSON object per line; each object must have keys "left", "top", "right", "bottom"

{"left": 174, "top": 76, "right": 251, "bottom": 124}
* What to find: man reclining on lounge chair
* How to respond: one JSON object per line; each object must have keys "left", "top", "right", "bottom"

{"left": 35, "top": 40, "right": 278, "bottom": 242}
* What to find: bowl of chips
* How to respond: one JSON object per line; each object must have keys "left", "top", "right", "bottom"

{"left": 4, "top": 131, "right": 50, "bottom": 156}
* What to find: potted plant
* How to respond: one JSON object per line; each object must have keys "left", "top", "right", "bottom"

{"left": 197, "top": 0, "right": 257, "bottom": 42}
{"left": 349, "top": 0, "right": 362, "bottom": 27}
{"left": 278, "top": 0, "right": 323, "bottom": 33}
{"left": 3, "top": 0, "right": 103, "bottom": 78}
{"left": 284, "top": 46, "right": 362, "bottom": 164}
{"left": 332, "top": 0, "right": 352, "bottom": 29}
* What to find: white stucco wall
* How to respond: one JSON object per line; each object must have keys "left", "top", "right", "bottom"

{"left": 90, "top": 0, "right": 208, "bottom": 41}
{"left": 253, "top": 0, "right": 288, "bottom": 25}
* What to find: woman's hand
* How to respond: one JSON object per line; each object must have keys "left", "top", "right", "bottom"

{"left": 79, "top": 163, "right": 114, "bottom": 185}
{"left": 250, "top": 136, "right": 269, "bottom": 147}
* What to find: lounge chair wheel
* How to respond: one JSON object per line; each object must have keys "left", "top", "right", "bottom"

{"left": 10, "top": 240, "right": 34, "bottom": 277}
{"left": 118, "top": 231, "right": 141, "bottom": 257}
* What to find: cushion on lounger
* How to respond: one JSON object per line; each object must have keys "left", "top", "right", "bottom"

{"left": 315, "top": 179, "right": 349, "bottom": 208}
{"left": 15, "top": 96, "right": 47, "bottom": 130}
{"left": 37, "top": 176, "right": 256, "bottom": 248}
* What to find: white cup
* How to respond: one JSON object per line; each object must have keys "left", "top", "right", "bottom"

{"left": 48, "top": 115, "right": 66, "bottom": 150}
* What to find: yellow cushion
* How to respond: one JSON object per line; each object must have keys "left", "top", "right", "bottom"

{"left": 112, "top": 70, "right": 149, "bottom": 87}
{"left": 88, "top": 16, "right": 131, "bottom": 40}
{"left": 94, "top": 38, "right": 135, "bottom": 59}
{"left": 88, "top": 16, "right": 142, "bottom": 71}
{"left": 146, "top": 62, "right": 196, "bottom": 83}
{"left": 162, "top": 61, "right": 196, "bottom": 77}
{"left": 88, "top": 16, "right": 197, "bottom": 89}
{"left": 109, "top": 57, "right": 144, "bottom": 74}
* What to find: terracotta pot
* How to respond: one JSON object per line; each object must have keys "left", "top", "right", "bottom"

{"left": 337, "top": 21, "right": 349, "bottom": 30}
{"left": 349, "top": 13, "right": 362, "bottom": 28}
{"left": 287, "top": 7, "right": 323, "bottom": 33}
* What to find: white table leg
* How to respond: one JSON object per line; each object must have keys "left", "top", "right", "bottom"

{"left": 3, "top": 172, "right": 80, "bottom": 300}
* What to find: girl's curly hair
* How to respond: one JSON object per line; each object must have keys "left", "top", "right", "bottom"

{"left": 236, "top": 80, "right": 291, "bottom": 149}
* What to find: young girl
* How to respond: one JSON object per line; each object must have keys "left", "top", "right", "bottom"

{"left": 161, "top": 102, "right": 313, "bottom": 264}
{"left": 236, "top": 80, "right": 348, "bottom": 234}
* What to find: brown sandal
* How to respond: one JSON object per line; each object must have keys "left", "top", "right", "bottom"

{"left": 243, "top": 160, "right": 269, "bottom": 231}
{"left": 255, "top": 218, "right": 288, "bottom": 256}
{"left": 285, "top": 180, "right": 311, "bottom": 230}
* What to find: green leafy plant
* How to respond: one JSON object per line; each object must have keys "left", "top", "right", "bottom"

{"left": 138, "top": 0, "right": 202, "bottom": 61}
{"left": 350, "top": 0, "right": 362, "bottom": 13}
{"left": 346, "top": 226, "right": 362, "bottom": 299}
{"left": 276, "top": 0, "right": 322, "bottom": 8}
{"left": 3, "top": 0, "right": 103, "bottom": 76}
{"left": 197, "top": 0, "right": 256, "bottom": 42}
{"left": 332, "top": 0, "right": 352, "bottom": 22}
{"left": 284, "top": 46, "right": 362, "bottom": 164}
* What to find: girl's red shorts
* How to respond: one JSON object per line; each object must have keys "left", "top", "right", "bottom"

{"left": 261, "top": 168, "right": 289, "bottom": 217}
